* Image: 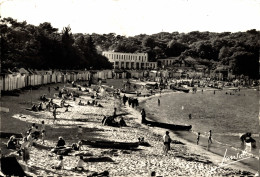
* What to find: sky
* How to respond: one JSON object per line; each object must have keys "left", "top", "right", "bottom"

{"left": 1, "top": 0, "right": 260, "bottom": 36}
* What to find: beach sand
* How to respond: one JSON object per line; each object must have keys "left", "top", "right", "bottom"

{"left": 0, "top": 81, "right": 256, "bottom": 176}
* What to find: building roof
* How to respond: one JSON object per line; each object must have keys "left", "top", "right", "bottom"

{"left": 19, "top": 68, "right": 29, "bottom": 74}
{"left": 215, "top": 65, "right": 230, "bottom": 71}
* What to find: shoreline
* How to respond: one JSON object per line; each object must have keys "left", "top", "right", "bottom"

{"left": 0, "top": 81, "right": 256, "bottom": 176}
{"left": 133, "top": 89, "right": 258, "bottom": 174}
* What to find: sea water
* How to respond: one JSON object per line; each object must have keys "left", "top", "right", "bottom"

{"left": 144, "top": 88, "right": 259, "bottom": 158}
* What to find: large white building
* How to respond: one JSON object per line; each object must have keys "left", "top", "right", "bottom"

{"left": 102, "top": 51, "right": 157, "bottom": 69}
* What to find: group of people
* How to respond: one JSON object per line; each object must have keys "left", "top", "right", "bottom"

{"left": 127, "top": 97, "right": 139, "bottom": 108}
{"left": 6, "top": 121, "right": 46, "bottom": 166}
{"left": 196, "top": 130, "right": 212, "bottom": 146}
{"left": 101, "top": 116, "right": 127, "bottom": 127}
{"left": 50, "top": 136, "right": 85, "bottom": 171}
{"left": 30, "top": 102, "right": 46, "bottom": 112}
{"left": 78, "top": 99, "right": 103, "bottom": 107}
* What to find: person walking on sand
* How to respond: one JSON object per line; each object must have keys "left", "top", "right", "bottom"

{"left": 208, "top": 130, "right": 212, "bottom": 144}
{"left": 158, "top": 99, "right": 160, "bottom": 106}
{"left": 113, "top": 107, "right": 117, "bottom": 118}
{"left": 163, "top": 131, "right": 171, "bottom": 156}
{"left": 53, "top": 108, "right": 57, "bottom": 122}
{"left": 197, "top": 132, "right": 200, "bottom": 145}
{"left": 141, "top": 108, "right": 146, "bottom": 124}
{"left": 20, "top": 137, "right": 31, "bottom": 167}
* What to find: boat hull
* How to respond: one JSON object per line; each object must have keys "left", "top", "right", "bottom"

{"left": 144, "top": 120, "right": 192, "bottom": 131}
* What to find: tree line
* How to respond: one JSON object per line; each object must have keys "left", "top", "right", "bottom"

{"left": 1, "top": 17, "right": 259, "bottom": 78}
{"left": 1, "top": 17, "right": 112, "bottom": 71}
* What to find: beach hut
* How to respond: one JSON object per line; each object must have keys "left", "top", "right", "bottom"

{"left": 98, "top": 71, "right": 105, "bottom": 80}
{"left": 57, "top": 71, "right": 63, "bottom": 83}
{"left": 106, "top": 70, "right": 113, "bottom": 79}
{"left": 0, "top": 69, "right": 12, "bottom": 91}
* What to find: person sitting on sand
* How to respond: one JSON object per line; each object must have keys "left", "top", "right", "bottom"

{"left": 38, "top": 103, "right": 44, "bottom": 111}
{"left": 72, "top": 141, "right": 83, "bottom": 151}
{"left": 78, "top": 100, "right": 84, "bottom": 106}
{"left": 56, "top": 137, "right": 66, "bottom": 147}
{"left": 119, "top": 117, "right": 127, "bottom": 127}
{"left": 163, "top": 131, "right": 171, "bottom": 156}
{"left": 240, "top": 132, "right": 251, "bottom": 144}
{"left": 52, "top": 155, "right": 64, "bottom": 170}
{"left": 32, "top": 126, "right": 40, "bottom": 140}
{"left": 31, "top": 104, "right": 38, "bottom": 112}
{"left": 7, "top": 136, "right": 18, "bottom": 149}
{"left": 58, "top": 91, "right": 62, "bottom": 98}
{"left": 75, "top": 156, "right": 84, "bottom": 171}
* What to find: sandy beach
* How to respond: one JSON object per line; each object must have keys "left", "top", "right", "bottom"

{"left": 0, "top": 80, "right": 256, "bottom": 176}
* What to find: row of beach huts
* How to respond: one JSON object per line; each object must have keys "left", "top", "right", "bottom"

{"left": 0, "top": 67, "right": 222, "bottom": 92}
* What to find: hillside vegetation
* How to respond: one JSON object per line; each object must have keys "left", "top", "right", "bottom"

{"left": 1, "top": 17, "right": 259, "bottom": 78}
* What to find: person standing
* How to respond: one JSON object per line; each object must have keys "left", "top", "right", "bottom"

{"left": 53, "top": 108, "right": 57, "bottom": 122}
{"left": 20, "top": 137, "right": 31, "bottom": 167}
{"left": 158, "top": 99, "right": 160, "bottom": 106}
{"left": 208, "top": 130, "right": 212, "bottom": 144}
{"left": 197, "top": 132, "right": 200, "bottom": 145}
{"left": 163, "top": 131, "right": 171, "bottom": 156}
{"left": 123, "top": 94, "right": 127, "bottom": 106}
{"left": 113, "top": 107, "right": 117, "bottom": 118}
{"left": 42, "top": 130, "right": 46, "bottom": 144}
{"left": 141, "top": 108, "right": 146, "bottom": 124}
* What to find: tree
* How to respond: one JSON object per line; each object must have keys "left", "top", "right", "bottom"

{"left": 166, "top": 40, "right": 189, "bottom": 57}
{"left": 142, "top": 36, "right": 155, "bottom": 50}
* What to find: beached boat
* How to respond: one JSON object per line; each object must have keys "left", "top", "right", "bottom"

{"left": 144, "top": 120, "right": 192, "bottom": 131}
{"left": 81, "top": 140, "right": 139, "bottom": 149}
{"left": 170, "top": 85, "right": 190, "bottom": 93}
{"left": 121, "top": 90, "right": 137, "bottom": 94}
{"left": 0, "top": 132, "right": 23, "bottom": 139}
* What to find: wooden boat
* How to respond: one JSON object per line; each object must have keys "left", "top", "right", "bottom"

{"left": 121, "top": 90, "right": 137, "bottom": 94}
{"left": 0, "top": 132, "right": 23, "bottom": 139}
{"left": 81, "top": 140, "right": 139, "bottom": 149}
{"left": 170, "top": 85, "right": 190, "bottom": 93}
{"left": 144, "top": 120, "right": 192, "bottom": 131}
